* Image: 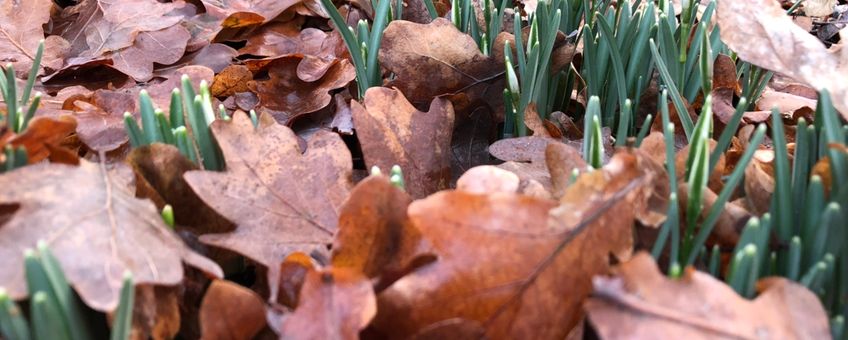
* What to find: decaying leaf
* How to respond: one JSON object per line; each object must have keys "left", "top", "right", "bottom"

{"left": 184, "top": 112, "right": 352, "bottom": 285}
{"left": 126, "top": 144, "right": 234, "bottom": 235}
{"left": 373, "top": 151, "right": 655, "bottom": 339}
{"left": 248, "top": 55, "right": 355, "bottom": 123}
{"left": 8, "top": 116, "right": 78, "bottom": 165}
{"left": 200, "top": 280, "right": 267, "bottom": 340}
{"left": 71, "top": 89, "right": 137, "bottom": 152}
{"left": 279, "top": 267, "right": 376, "bottom": 340}
{"left": 331, "top": 176, "right": 430, "bottom": 280}
{"left": 379, "top": 18, "right": 505, "bottom": 113}
{"left": 0, "top": 160, "right": 222, "bottom": 311}
{"left": 717, "top": 0, "right": 848, "bottom": 117}
{"left": 351, "top": 87, "right": 455, "bottom": 198}
{"left": 586, "top": 252, "right": 831, "bottom": 339}
{"left": 0, "top": 0, "right": 68, "bottom": 74}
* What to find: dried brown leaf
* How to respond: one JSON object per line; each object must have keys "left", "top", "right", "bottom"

{"left": 184, "top": 112, "right": 352, "bottom": 284}
{"left": 586, "top": 252, "right": 831, "bottom": 339}
{"left": 373, "top": 151, "right": 655, "bottom": 339}
{"left": 200, "top": 280, "right": 267, "bottom": 340}
{"left": 331, "top": 176, "right": 429, "bottom": 280}
{"left": 279, "top": 267, "right": 376, "bottom": 340}
{"left": 351, "top": 87, "right": 455, "bottom": 198}
{"left": 717, "top": 0, "right": 848, "bottom": 117}
{"left": 0, "top": 160, "right": 222, "bottom": 311}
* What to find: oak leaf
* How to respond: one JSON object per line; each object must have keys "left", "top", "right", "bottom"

{"left": 351, "top": 87, "right": 455, "bottom": 198}
{"left": 0, "top": 0, "right": 68, "bottom": 74}
{"left": 183, "top": 112, "right": 352, "bottom": 284}
{"left": 0, "top": 160, "right": 223, "bottom": 311}
{"left": 586, "top": 252, "right": 831, "bottom": 339}
{"left": 331, "top": 175, "right": 432, "bottom": 282}
{"left": 717, "top": 0, "right": 848, "bottom": 117}
{"left": 379, "top": 18, "right": 505, "bottom": 113}
{"left": 373, "top": 151, "right": 655, "bottom": 339}
{"left": 248, "top": 55, "right": 355, "bottom": 123}
{"left": 200, "top": 280, "right": 267, "bottom": 340}
{"left": 280, "top": 267, "right": 376, "bottom": 340}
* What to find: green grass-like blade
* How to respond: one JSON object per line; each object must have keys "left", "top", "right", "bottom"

{"left": 787, "top": 236, "right": 802, "bottom": 281}
{"left": 769, "top": 108, "right": 793, "bottom": 241}
{"left": 123, "top": 113, "right": 144, "bottom": 148}
{"left": 422, "top": 0, "right": 438, "bottom": 19}
{"left": 709, "top": 98, "right": 747, "bottom": 172}
{"left": 367, "top": 0, "right": 392, "bottom": 86}
{"left": 4, "top": 64, "right": 18, "bottom": 133}
{"left": 0, "top": 288, "right": 31, "bottom": 340}
{"left": 155, "top": 109, "right": 175, "bottom": 145}
{"left": 686, "top": 124, "right": 766, "bottom": 265}
{"left": 30, "top": 292, "right": 71, "bottom": 340}
{"left": 21, "top": 40, "right": 44, "bottom": 110}
{"left": 649, "top": 39, "right": 693, "bottom": 139}
{"left": 138, "top": 90, "right": 162, "bottom": 144}
{"left": 168, "top": 89, "right": 184, "bottom": 128}
{"left": 321, "top": 0, "right": 369, "bottom": 98}
{"left": 109, "top": 272, "right": 134, "bottom": 340}
{"left": 21, "top": 93, "right": 41, "bottom": 131}
{"left": 635, "top": 114, "right": 652, "bottom": 147}
{"left": 173, "top": 127, "right": 198, "bottom": 164}
{"left": 35, "top": 243, "right": 89, "bottom": 340}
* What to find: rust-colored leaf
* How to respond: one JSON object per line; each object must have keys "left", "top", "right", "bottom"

{"left": 248, "top": 55, "right": 355, "bottom": 123}
{"left": 200, "top": 280, "right": 267, "bottom": 340}
{"left": 210, "top": 65, "right": 253, "bottom": 97}
{"left": 379, "top": 18, "right": 505, "bottom": 113}
{"left": 279, "top": 267, "right": 376, "bottom": 340}
{"left": 0, "top": 0, "right": 68, "bottom": 74}
{"left": 71, "top": 89, "right": 137, "bottom": 152}
{"left": 351, "top": 87, "right": 455, "bottom": 198}
{"left": 331, "top": 176, "right": 428, "bottom": 277}
{"left": 0, "top": 160, "right": 222, "bottom": 311}
{"left": 8, "top": 116, "right": 78, "bottom": 165}
{"left": 126, "top": 144, "right": 234, "bottom": 235}
{"left": 586, "top": 252, "right": 831, "bottom": 339}
{"left": 58, "top": 0, "right": 186, "bottom": 65}
{"left": 373, "top": 151, "right": 655, "bottom": 339}
{"left": 184, "top": 112, "right": 352, "bottom": 283}
{"left": 109, "top": 25, "right": 191, "bottom": 82}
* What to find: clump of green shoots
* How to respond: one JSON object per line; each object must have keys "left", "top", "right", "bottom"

{"left": 370, "top": 164, "right": 406, "bottom": 190}
{"left": 0, "top": 242, "right": 135, "bottom": 340}
{"left": 581, "top": 0, "right": 656, "bottom": 138}
{"left": 320, "top": 0, "right": 393, "bottom": 99}
{"left": 449, "top": 0, "right": 507, "bottom": 56}
{"left": 718, "top": 91, "right": 847, "bottom": 338}
{"left": 502, "top": 0, "right": 562, "bottom": 137}
{"left": 1, "top": 41, "right": 46, "bottom": 173}
{"left": 123, "top": 76, "right": 225, "bottom": 171}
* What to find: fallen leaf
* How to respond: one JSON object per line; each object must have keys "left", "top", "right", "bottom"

{"left": 0, "top": 0, "right": 68, "bottom": 74}
{"left": 331, "top": 175, "right": 430, "bottom": 280}
{"left": 59, "top": 0, "right": 185, "bottom": 59}
{"left": 456, "top": 165, "right": 521, "bottom": 194}
{"left": 0, "top": 160, "right": 222, "bottom": 311}
{"left": 279, "top": 267, "right": 376, "bottom": 340}
{"left": 586, "top": 252, "right": 831, "bottom": 339}
{"left": 8, "top": 116, "right": 78, "bottom": 165}
{"left": 109, "top": 25, "right": 191, "bottom": 82}
{"left": 71, "top": 89, "right": 137, "bottom": 152}
{"left": 201, "top": 0, "right": 302, "bottom": 41}
{"left": 545, "top": 142, "right": 588, "bottom": 198}
{"left": 184, "top": 112, "right": 352, "bottom": 288}
{"left": 200, "top": 280, "right": 267, "bottom": 340}
{"left": 717, "top": 0, "right": 848, "bottom": 117}
{"left": 488, "top": 136, "right": 558, "bottom": 163}
{"left": 351, "top": 87, "right": 455, "bottom": 198}
{"left": 379, "top": 18, "right": 505, "bottom": 114}
{"left": 154, "top": 43, "right": 238, "bottom": 76}
{"left": 211, "top": 65, "right": 253, "bottom": 97}
{"left": 248, "top": 55, "right": 355, "bottom": 123}
{"left": 373, "top": 151, "right": 654, "bottom": 339}
{"left": 130, "top": 285, "right": 180, "bottom": 340}
{"left": 126, "top": 144, "right": 234, "bottom": 235}
{"left": 278, "top": 252, "right": 316, "bottom": 308}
